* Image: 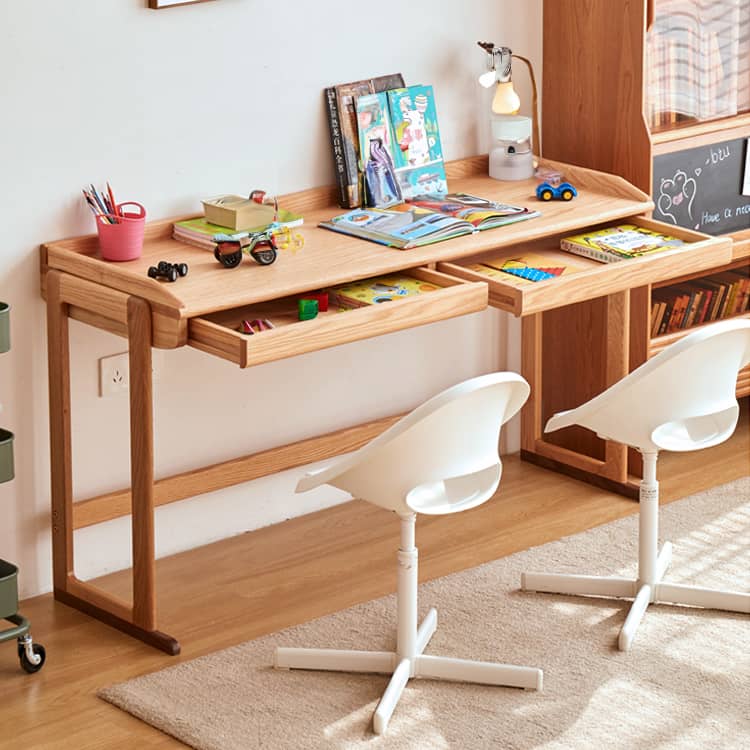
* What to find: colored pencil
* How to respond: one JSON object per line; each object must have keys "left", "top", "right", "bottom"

{"left": 107, "top": 182, "right": 119, "bottom": 221}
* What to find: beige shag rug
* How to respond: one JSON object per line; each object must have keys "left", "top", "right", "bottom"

{"left": 100, "top": 478, "right": 750, "bottom": 750}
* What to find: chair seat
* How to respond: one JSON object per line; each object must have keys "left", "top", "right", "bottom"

{"left": 650, "top": 405, "right": 740, "bottom": 452}
{"left": 405, "top": 464, "right": 501, "bottom": 515}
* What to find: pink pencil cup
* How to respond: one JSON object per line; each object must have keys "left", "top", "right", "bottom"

{"left": 95, "top": 202, "right": 146, "bottom": 261}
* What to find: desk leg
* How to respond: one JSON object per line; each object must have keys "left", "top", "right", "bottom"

{"left": 128, "top": 297, "right": 158, "bottom": 633}
{"left": 46, "top": 274, "right": 179, "bottom": 654}
{"left": 47, "top": 271, "right": 74, "bottom": 591}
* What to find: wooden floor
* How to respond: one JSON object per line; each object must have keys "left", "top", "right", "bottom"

{"left": 1, "top": 405, "right": 748, "bottom": 750}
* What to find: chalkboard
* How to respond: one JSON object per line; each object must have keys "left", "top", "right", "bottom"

{"left": 653, "top": 136, "right": 750, "bottom": 236}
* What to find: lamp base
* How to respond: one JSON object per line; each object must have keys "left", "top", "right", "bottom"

{"left": 489, "top": 146, "right": 534, "bottom": 181}
{"left": 488, "top": 115, "right": 534, "bottom": 180}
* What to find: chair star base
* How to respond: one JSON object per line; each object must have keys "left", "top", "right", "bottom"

{"left": 522, "top": 541, "right": 750, "bottom": 651}
{"left": 275, "top": 607, "right": 543, "bottom": 735}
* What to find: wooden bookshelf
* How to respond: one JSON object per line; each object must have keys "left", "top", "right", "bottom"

{"left": 542, "top": 0, "right": 750, "bottom": 396}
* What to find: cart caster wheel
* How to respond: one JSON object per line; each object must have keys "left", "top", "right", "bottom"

{"left": 18, "top": 643, "right": 46, "bottom": 674}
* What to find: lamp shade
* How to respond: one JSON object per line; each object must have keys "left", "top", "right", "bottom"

{"left": 491, "top": 81, "right": 521, "bottom": 115}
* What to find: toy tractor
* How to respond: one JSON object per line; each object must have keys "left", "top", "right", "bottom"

{"left": 213, "top": 229, "right": 278, "bottom": 268}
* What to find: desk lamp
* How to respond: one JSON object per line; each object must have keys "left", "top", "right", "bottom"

{"left": 478, "top": 41, "right": 537, "bottom": 180}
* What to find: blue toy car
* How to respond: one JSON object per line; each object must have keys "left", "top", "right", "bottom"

{"left": 536, "top": 181, "right": 577, "bottom": 202}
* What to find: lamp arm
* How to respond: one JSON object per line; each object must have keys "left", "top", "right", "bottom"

{"left": 511, "top": 54, "right": 541, "bottom": 159}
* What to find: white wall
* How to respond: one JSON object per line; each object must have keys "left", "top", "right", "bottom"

{"left": 0, "top": 0, "right": 541, "bottom": 598}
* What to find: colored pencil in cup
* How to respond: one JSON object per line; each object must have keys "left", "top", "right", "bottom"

{"left": 107, "top": 182, "right": 119, "bottom": 222}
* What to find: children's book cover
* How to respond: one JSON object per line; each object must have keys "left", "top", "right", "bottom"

{"left": 560, "top": 224, "right": 684, "bottom": 263}
{"left": 386, "top": 85, "right": 447, "bottom": 199}
{"left": 328, "top": 274, "right": 440, "bottom": 307}
{"left": 356, "top": 93, "right": 402, "bottom": 208}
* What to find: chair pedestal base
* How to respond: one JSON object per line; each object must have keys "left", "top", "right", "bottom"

{"left": 276, "top": 607, "right": 543, "bottom": 734}
{"left": 522, "top": 541, "right": 750, "bottom": 651}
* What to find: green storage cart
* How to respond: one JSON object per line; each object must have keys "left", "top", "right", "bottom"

{"left": 0, "top": 303, "right": 46, "bottom": 673}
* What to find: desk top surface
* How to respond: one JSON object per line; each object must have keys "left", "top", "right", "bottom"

{"left": 42, "top": 158, "right": 652, "bottom": 317}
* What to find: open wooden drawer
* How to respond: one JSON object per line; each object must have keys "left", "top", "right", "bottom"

{"left": 437, "top": 217, "right": 732, "bottom": 316}
{"left": 187, "top": 267, "right": 487, "bottom": 367}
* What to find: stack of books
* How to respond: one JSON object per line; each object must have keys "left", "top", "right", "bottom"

{"left": 173, "top": 209, "right": 303, "bottom": 251}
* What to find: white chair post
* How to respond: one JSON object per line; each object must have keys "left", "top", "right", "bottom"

{"left": 522, "top": 320, "right": 750, "bottom": 651}
{"left": 396, "top": 513, "right": 418, "bottom": 664}
{"left": 638, "top": 451, "right": 659, "bottom": 588}
{"left": 274, "top": 372, "right": 543, "bottom": 735}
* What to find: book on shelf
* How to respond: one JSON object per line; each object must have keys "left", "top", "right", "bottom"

{"left": 325, "top": 73, "right": 405, "bottom": 209}
{"left": 407, "top": 193, "right": 540, "bottom": 230}
{"left": 173, "top": 210, "right": 303, "bottom": 250}
{"left": 326, "top": 274, "right": 440, "bottom": 308}
{"left": 467, "top": 252, "right": 584, "bottom": 285}
{"left": 650, "top": 299, "right": 667, "bottom": 337}
{"left": 560, "top": 224, "right": 684, "bottom": 263}
{"left": 714, "top": 270, "right": 750, "bottom": 316}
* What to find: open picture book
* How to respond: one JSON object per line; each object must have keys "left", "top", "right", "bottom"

{"left": 319, "top": 193, "right": 539, "bottom": 250}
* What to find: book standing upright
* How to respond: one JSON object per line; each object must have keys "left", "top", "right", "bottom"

{"left": 386, "top": 85, "right": 448, "bottom": 199}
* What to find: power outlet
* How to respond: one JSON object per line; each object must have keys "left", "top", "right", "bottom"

{"left": 99, "top": 352, "right": 129, "bottom": 397}
{"left": 98, "top": 351, "right": 161, "bottom": 397}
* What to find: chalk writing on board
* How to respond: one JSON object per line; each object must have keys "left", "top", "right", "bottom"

{"left": 743, "top": 138, "right": 750, "bottom": 197}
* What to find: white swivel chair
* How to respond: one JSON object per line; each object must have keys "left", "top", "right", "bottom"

{"left": 522, "top": 318, "right": 750, "bottom": 651}
{"left": 275, "top": 372, "right": 543, "bottom": 735}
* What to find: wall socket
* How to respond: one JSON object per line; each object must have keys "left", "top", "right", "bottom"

{"left": 98, "top": 351, "right": 161, "bottom": 397}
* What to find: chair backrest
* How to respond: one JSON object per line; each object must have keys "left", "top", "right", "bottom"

{"left": 545, "top": 318, "right": 750, "bottom": 453}
{"left": 296, "top": 372, "right": 530, "bottom": 515}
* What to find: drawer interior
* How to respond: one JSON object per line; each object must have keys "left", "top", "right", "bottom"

{"left": 438, "top": 215, "right": 732, "bottom": 316}
{"left": 188, "top": 267, "right": 488, "bottom": 367}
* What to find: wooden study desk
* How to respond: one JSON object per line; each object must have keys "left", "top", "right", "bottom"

{"left": 40, "top": 157, "right": 731, "bottom": 653}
